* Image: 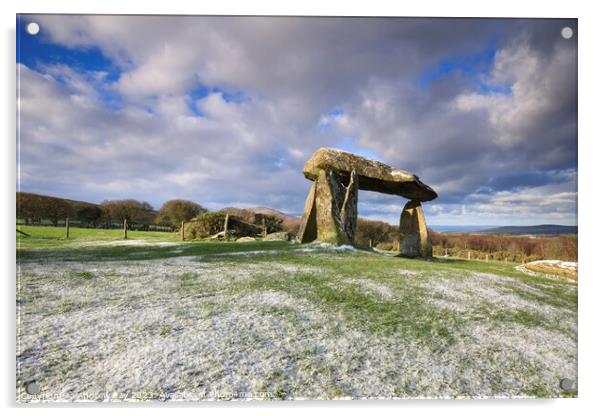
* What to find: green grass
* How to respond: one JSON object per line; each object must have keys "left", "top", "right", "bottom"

{"left": 16, "top": 225, "right": 576, "bottom": 290}
{"left": 17, "top": 225, "right": 180, "bottom": 247}
{"left": 16, "top": 225, "right": 297, "bottom": 262}
{"left": 16, "top": 226, "right": 576, "bottom": 305}
{"left": 159, "top": 324, "right": 172, "bottom": 336}
{"left": 16, "top": 225, "right": 578, "bottom": 399}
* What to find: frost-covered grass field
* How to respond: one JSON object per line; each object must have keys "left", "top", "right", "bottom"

{"left": 16, "top": 226, "right": 577, "bottom": 401}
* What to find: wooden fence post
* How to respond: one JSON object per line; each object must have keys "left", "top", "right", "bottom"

{"left": 181, "top": 220, "right": 185, "bottom": 241}
{"left": 224, "top": 214, "right": 229, "bottom": 239}
{"left": 65, "top": 217, "right": 70, "bottom": 239}
{"left": 124, "top": 219, "right": 128, "bottom": 240}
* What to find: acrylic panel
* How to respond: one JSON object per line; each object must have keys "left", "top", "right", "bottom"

{"left": 16, "top": 15, "right": 578, "bottom": 402}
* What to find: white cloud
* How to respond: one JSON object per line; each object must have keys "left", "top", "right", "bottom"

{"left": 18, "top": 16, "right": 577, "bottom": 224}
{"left": 454, "top": 38, "right": 577, "bottom": 148}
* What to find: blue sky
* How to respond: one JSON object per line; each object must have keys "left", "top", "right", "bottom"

{"left": 16, "top": 15, "right": 577, "bottom": 225}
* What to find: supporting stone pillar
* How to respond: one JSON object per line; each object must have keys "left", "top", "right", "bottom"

{"left": 297, "top": 181, "right": 318, "bottom": 243}
{"left": 297, "top": 169, "right": 358, "bottom": 245}
{"left": 398, "top": 200, "right": 432, "bottom": 258}
{"left": 338, "top": 169, "right": 358, "bottom": 243}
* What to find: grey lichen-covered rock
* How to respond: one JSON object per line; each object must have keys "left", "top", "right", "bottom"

{"left": 340, "top": 169, "right": 358, "bottom": 242}
{"left": 297, "top": 169, "right": 358, "bottom": 245}
{"left": 303, "top": 147, "right": 437, "bottom": 202}
{"left": 264, "top": 231, "right": 291, "bottom": 241}
{"left": 314, "top": 169, "right": 357, "bottom": 244}
{"left": 398, "top": 200, "right": 432, "bottom": 258}
{"left": 297, "top": 181, "right": 318, "bottom": 243}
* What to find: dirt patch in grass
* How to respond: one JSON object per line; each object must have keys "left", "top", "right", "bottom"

{"left": 523, "top": 260, "right": 578, "bottom": 281}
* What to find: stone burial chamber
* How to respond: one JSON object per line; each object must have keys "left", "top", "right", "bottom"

{"left": 296, "top": 148, "right": 438, "bottom": 258}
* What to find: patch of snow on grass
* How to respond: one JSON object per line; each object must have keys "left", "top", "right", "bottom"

{"left": 17, "top": 253, "right": 577, "bottom": 401}
{"left": 216, "top": 250, "right": 282, "bottom": 257}
{"left": 103, "top": 240, "right": 182, "bottom": 247}
{"left": 343, "top": 278, "right": 395, "bottom": 300}
{"left": 398, "top": 269, "right": 421, "bottom": 277}
{"left": 421, "top": 272, "right": 576, "bottom": 335}
{"left": 296, "top": 242, "right": 362, "bottom": 253}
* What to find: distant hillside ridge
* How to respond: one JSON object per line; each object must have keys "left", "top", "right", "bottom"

{"left": 248, "top": 206, "right": 300, "bottom": 221}
{"left": 481, "top": 224, "right": 577, "bottom": 235}
{"left": 17, "top": 192, "right": 100, "bottom": 211}
{"left": 17, "top": 192, "right": 159, "bottom": 213}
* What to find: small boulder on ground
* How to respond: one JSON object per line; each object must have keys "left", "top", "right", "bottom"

{"left": 264, "top": 231, "right": 291, "bottom": 241}
{"left": 209, "top": 231, "right": 226, "bottom": 239}
{"left": 236, "top": 236, "right": 256, "bottom": 243}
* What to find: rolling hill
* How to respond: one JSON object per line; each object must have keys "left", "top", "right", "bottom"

{"left": 480, "top": 224, "right": 577, "bottom": 235}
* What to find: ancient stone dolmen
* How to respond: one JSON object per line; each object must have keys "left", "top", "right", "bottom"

{"left": 296, "top": 148, "right": 437, "bottom": 258}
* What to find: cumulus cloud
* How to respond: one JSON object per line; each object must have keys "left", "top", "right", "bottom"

{"left": 455, "top": 36, "right": 577, "bottom": 153}
{"left": 17, "top": 16, "right": 577, "bottom": 224}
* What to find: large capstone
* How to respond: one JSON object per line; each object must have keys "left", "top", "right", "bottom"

{"left": 398, "top": 200, "right": 432, "bottom": 258}
{"left": 303, "top": 147, "right": 437, "bottom": 202}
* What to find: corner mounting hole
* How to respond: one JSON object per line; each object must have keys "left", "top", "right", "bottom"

{"left": 26, "top": 22, "right": 40, "bottom": 36}
{"left": 561, "top": 26, "right": 573, "bottom": 39}
{"left": 25, "top": 380, "right": 40, "bottom": 395}
{"left": 559, "top": 378, "right": 575, "bottom": 391}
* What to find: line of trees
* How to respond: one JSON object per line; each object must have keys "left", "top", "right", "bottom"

{"left": 16, "top": 192, "right": 207, "bottom": 231}
{"left": 353, "top": 218, "right": 577, "bottom": 261}
{"left": 16, "top": 192, "right": 578, "bottom": 261}
{"left": 430, "top": 231, "right": 578, "bottom": 262}
{"left": 355, "top": 218, "right": 399, "bottom": 250}
{"left": 17, "top": 193, "right": 74, "bottom": 226}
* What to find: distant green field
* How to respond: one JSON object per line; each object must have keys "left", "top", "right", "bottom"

{"left": 17, "top": 225, "right": 180, "bottom": 250}
{"left": 16, "top": 224, "right": 577, "bottom": 401}
{"left": 17, "top": 224, "right": 176, "bottom": 241}
{"left": 16, "top": 225, "right": 297, "bottom": 261}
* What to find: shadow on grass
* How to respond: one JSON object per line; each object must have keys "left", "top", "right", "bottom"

{"left": 426, "top": 257, "right": 470, "bottom": 264}
{"left": 17, "top": 240, "right": 298, "bottom": 263}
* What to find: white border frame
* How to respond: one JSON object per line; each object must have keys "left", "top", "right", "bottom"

{"left": 3, "top": 1, "right": 600, "bottom": 415}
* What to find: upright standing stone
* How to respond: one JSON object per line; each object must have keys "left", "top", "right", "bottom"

{"left": 315, "top": 169, "right": 358, "bottom": 244}
{"left": 297, "top": 181, "right": 318, "bottom": 243}
{"left": 297, "top": 169, "right": 358, "bottom": 245}
{"left": 340, "top": 169, "right": 358, "bottom": 242}
{"left": 224, "top": 214, "right": 230, "bottom": 238}
{"left": 398, "top": 200, "right": 432, "bottom": 258}
{"left": 314, "top": 169, "right": 346, "bottom": 244}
